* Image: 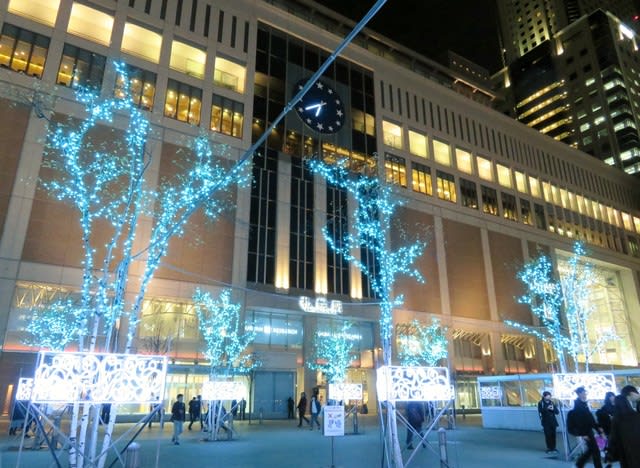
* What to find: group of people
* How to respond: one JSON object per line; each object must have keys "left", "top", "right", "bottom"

{"left": 538, "top": 384, "right": 640, "bottom": 468}
{"left": 295, "top": 390, "right": 323, "bottom": 430}
{"left": 169, "top": 394, "right": 247, "bottom": 445}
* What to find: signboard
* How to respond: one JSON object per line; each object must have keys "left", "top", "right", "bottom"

{"left": 201, "top": 380, "right": 246, "bottom": 400}
{"left": 329, "top": 383, "right": 363, "bottom": 401}
{"left": 31, "top": 351, "right": 167, "bottom": 404}
{"left": 552, "top": 373, "right": 616, "bottom": 401}
{"left": 299, "top": 296, "right": 342, "bottom": 315}
{"left": 16, "top": 378, "right": 34, "bottom": 401}
{"left": 323, "top": 405, "right": 345, "bottom": 436}
{"left": 377, "top": 366, "right": 454, "bottom": 402}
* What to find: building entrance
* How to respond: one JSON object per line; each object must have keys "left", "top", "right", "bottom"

{"left": 253, "top": 371, "right": 295, "bottom": 419}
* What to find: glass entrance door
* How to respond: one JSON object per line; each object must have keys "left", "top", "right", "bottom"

{"left": 253, "top": 371, "right": 295, "bottom": 419}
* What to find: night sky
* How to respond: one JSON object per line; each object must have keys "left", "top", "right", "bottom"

{"left": 315, "top": 0, "right": 502, "bottom": 72}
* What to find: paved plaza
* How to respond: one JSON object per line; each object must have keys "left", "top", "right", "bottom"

{"left": 0, "top": 414, "right": 597, "bottom": 467}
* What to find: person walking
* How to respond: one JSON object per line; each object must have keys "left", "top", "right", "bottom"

{"left": 171, "top": 394, "right": 186, "bottom": 445}
{"left": 297, "top": 391, "right": 309, "bottom": 427}
{"left": 596, "top": 391, "right": 616, "bottom": 437}
{"left": 608, "top": 385, "right": 640, "bottom": 468}
{"left": 310, "top": 392, "right": 321, "bottom": 430}
{"left": 188, "top": 396, "right": 201, "bottom": 431}
{"left": 287, "top": 396, "right": 295, "bottom": 419}
{"left": 537, "top": 391, "right": 559, "bottom": 453}
{"left": 567, "top": 387, "right": 603, "bottom": 468}
{"left": 405, "top": 402, "right": 425, "bottom": 450}
{"left": 239, "top": 398, "right": 246, "bottom": 420}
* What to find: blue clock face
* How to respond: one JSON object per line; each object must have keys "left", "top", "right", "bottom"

{"left": 294, "top": 79, "right": 345, "bottom": 134}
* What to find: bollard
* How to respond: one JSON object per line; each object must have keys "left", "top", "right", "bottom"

{"left": 438, "top": 428, "right": 448, "bottom": 468}
{"left": 124, "top": 442, "right": 141, "bottom": 468}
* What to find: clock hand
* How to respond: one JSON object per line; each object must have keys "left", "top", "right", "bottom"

{"left": 304, "top": 101, "right": 327, "bottom": 117}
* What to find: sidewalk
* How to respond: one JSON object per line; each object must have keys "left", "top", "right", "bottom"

{"left": 0, "top": 415, "right": 586, "bottom": 467}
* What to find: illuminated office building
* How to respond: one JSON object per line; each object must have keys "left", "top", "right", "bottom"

{"left": 0, "top": 0, "right": 639, "bottom": 417}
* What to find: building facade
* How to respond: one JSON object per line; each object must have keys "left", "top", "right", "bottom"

{"left": 0, "top": 0, "right": 639, "bottom": 418}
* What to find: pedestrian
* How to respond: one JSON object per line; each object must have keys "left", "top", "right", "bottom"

{"left": 596, "top": 391, "right": 616, "bottom": 436}
{"left": 287, "top": 396, "right": 294, "bottom": 419}
{"left": 310, "top": 392, "right": 321, "bottom": 430}
{"left": 537, "top": 391, "right": 559, "bottom": 453}
{"left": 100, "top": 403, "right": 111, "bottom": 425}
{"left": 566, "top": 386, "right": 603, "bottom": 468}
{"left": 608, "top": 385, "right": 640, "bottom": 468}
{"left": 188, "top": 396, "right": 200, "bottom": 431}
{"left": 239, "top": 398, "right": 246, "bottom": 420}
{"left": 171, "top": 394, "right": 186, "bottom": 445}
{"left": 297, "top": 391, "right": 309, "bottom": 427}
{"left": 405, "top": 402, "right": 425, "bottom": 450}
{"left": 231, "top": 399, "right": 238, "bottom": 419}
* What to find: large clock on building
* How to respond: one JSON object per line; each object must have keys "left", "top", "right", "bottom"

{"left": 293, "top": 79, "right": 345, "bottom": 134}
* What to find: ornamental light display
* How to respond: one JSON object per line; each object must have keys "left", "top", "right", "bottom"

{"left": 505, "top": 241, "right": 616, "bottom": 373}
{"left": 397, "top": 318, "right": 448, "bottom": 367}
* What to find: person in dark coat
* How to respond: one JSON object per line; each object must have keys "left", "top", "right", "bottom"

{"left": 297, "top": 392, "right": 309, "bottom": 427}
{"left": 287, "top": 396, "right": 295, "bottom": 419}
{"left": 537, "top": 391, "right": 559, "bottom": 453}
{"left": 595, "top": 391, "right": 616, "bottom": 436}
{"left": 568, "top": 387, "right": 603, "bottom": 468}
{"left": 608, "top": 386, "right": 640, "bottom": 468}
{"left": 405, "top": 402, "right": 425, "bottom": 450}
{"left": 188, "top": 396, "right": 201, "bottom": 430}
{"left": 171, "top": 394, "right": 186, "bottom": 445}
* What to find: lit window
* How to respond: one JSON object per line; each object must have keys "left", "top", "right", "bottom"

{"left": 576, "top": 195, "right": 585, "bottom": 214}
{"left": 514, "top": 171, "right": 527, "bottom": 193}
{"left": 115, "top": 64, "right": 157, "bottom": 111}
{"left": 433, "top": 139, "right": 451, "bottom": 166}
{"left": 477, "top": 156, "right": 493, "bottom": 181}
{"left": 455, "top": 148, "right": 473, "bottom": 174}
{"left": 211, "top": 94, "right": 244, "bottom": 138}
{"left": 68, "top": 3, "right": 113, "bottom": 46}
{"left": 384, "top": 154, "right": 407, "bottom": 187}
{"left": 411, "top": 162, "right": 432, "bottom": 196}
{"left": 408, "top": 130, "right": 428, "bottom": 158}
{"left": 622, "top": 213, "right": 632, "bottom": 231}
{"left": 634, "top": 216, "right": 640, "bottom": 233}
{"left": 436, "top": 170, "right": 456, "bottom": 203}
{"left": 542, "top": 182, "right": 551, "bottom": 202}
{"left": 8, "top": 0, "right": 60, "bottom": 26}
{"left": 0, "top": 24, "right": 49, "bottom": 78}
{"left": 551, "top": 185, "right": 561, "bottom": 206}
{"left": 165, "top": 79, "right": 202, "bottom": 126}
{"left": 57, "top": 44, "right": 106, "bottom": 89}
{"left": 382, "top": 120, "right": 403, "bottom": 149}
{"left": 122, "top": 22, "right": 162, "bottom": 63}
{"left": 496, "top": 164, "right": 512, "bottom": 188}
{"left": 214, "top": 56, "right": 246, "bottom": 94}
{"left": 170, "top": 40, "right": 206, "bottom": 79}
{"left": 528, "top": 176, "right": 541, "bottom": 198}
{"left": 352, "top": 109, "right": 375, "bottom": 136}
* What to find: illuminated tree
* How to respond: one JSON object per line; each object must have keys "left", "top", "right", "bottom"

{"left": 194, "top": 288, "right": 257, "bottom": 440}
{"left": 397, "top": 318, "right": 448, "bottom": 367}
{"left": 505, "top": 241, "right": 616, "bottom": 373}
{"left": 307, "top": 157, "right": 427, "bottom": 468}
{"left": 20, "top": 62, "right": 249, "bottom": 467}
{"left": 25, "top": 299, "right": 82, "bottom": 351}
{"left": 308, "top": 321, "right": 357, "bottom": 384}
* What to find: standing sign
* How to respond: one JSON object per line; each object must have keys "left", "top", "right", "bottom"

{"left": 323, "top": 405, "right": 345, "bottom": 436}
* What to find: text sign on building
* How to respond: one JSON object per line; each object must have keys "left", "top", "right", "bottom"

{"left": 552, "top": 373, "right": 616, "bottom": 401}
{"left": 31, "top": 351, "right": 167, "bottom": 404}
{"left": 299, "top": 296, "right": 342, "bottom": 315}
{"left": 323, "top": 405, "right": 345, "bottom": 437}
{"left": 201, "top": 380, "right": 245, "bottom": 400}
{"left": 329, "top": 383, "right": 363, "bottom": 401}
{"left": 377, "top": 366, "right": 454, "bottom": 402}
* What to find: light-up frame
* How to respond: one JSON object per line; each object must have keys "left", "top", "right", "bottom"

{"left": 377, "top": 366, "right": 454, "bottom": 402}
{"left": 31, "top": 351, "right": 167, "bottom": 403}
{"left": 552, "top": 373, "right": 616, "bottom": 401}
{"left": 329, "top": 383, "right": 363, "bottom": 401}
{"left": 201, "top": 380, "right": 246, "bottom": 400}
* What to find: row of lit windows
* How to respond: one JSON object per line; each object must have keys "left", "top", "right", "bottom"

{"left": 0, "top": 24, "right": 245, "bottom": 138}
{"left": 384, "top": 154, "right": 639, "bottom": 256}
{"left": 381, "top": 123, "right": 640, "bottom": 236}
{"left": 7, "top": 1, "right": 247, "bottom": 94}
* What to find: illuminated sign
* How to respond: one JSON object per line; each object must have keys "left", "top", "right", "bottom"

{"left": 377, "top": 366, "right": 454, "bottom": 402}
{"left": 31, "top": 351, "right": 167, "bottom": 404}
{"left": 246, "top": 324, "right": 299, "bottom": 335}
{"left": 552, "top": 373, "right": 616, "bottom": 401}
{"left": 299, "top": 296, "right": 342, "bottom": 315}
{"left": 16, "top": 378, "right": 34, "bottom": 401}
{"left": 479, "top": 385, "right": 502, "bottom": 400}
{"left": 201, "top": 380, "right": 246, "bottom": 400}
{"left": 329, "top": 383, "right": 363, "bottom": 401}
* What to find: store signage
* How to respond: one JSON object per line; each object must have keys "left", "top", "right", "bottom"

{"left": 323, "top": 405, "right": 345, "bottom": 436}
{"left": 299, "top": 296, "right": 342, "bottom": 315}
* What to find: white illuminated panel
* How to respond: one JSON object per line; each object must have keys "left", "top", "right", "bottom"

{"left": 16, "top": 378, "right": 34, "bottom": 401}
{"left": 552, "top": 373, "right": 616, "bottom": 401}
{"left": 201, "top": 380, "right": 245, "bottom": 400}
{"left": 479, "top": 385, "right": 502, "bottom": 400}
{"left": 299, "top": 296, "right": 342, "bottom": 315}
{"left": 32, "top": 351, "right": 167, "bottom": 403}
{"left": 376, "top": 366, "right": 453, "bottom": 402}
{"left": 329, "top": 383, "right": 363, "bottom": 401}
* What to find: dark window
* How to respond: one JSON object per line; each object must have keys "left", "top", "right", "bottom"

{"left": 501, "top": 192, "right": 518, "bottom": 221}
{"left": 231, "top": 16, "right": 237, "bottom": 48}
{"left": 520, "top": 199, "right": 532, "bottom": 225}
{"left": 175, "top": 0, "right": 183, "bottom": 26}
{"left": 289, "top": 155, "right": 314, "bottom": 290}
{"left": 534, "top": 203, "right": 546, "bottom": 230}
{"left": 57, "top": 44, "right": 106, "bottom": 89}
{"left": 326, "top": 183, "right": 350, "bottom": 295}
{"left": 218, "top": 10, "right": 225, "bottom": 43}
{"left": 210, "top": 94, "right": 244, "bottom": 138}
{"left": 481, "top": 185, "right": 498, "bottom": 216}
{"left": 0, "top": 24, "right": 49, "bottom": 78}
{"left": 189, "top": 0, "right": 197, "bottom": 31}
{"left": 204, "top": 5, "right": 211, "bottom": 37}
{"left": 460, "top": 178, "right": 478, "bottom": 209}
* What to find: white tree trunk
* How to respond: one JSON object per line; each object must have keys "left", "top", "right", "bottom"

{"left": 68, "top": 401, "right": 80, "bottom": 468}
{"left": 97, "top": 406, "right": 118, "bottom": 468}
{"left": 387, "top": 404, "right": 404, "bottom": 468}
{"left": 77, "top": 403, "right": 91, "bottom": 467}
